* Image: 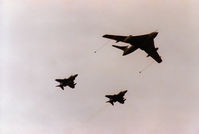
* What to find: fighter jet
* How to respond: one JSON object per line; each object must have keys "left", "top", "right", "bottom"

{"left": 102, "top": 32, "right": 162, "bottom": 63}
{"left": 105, "top": 90, "right": 127, "bottom": 106}
{"left": 55, "top": 74, "right": 78, "bottom": 90}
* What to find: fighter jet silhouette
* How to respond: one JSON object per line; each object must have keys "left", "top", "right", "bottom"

{"left": 55, "top": 74, "right": 78, "bottom": 90}
{"left": 103, "top": 31, "right": 162, "bottom": 63}
{"left": 105, "top": 90, "right": 127, "bottom": 105}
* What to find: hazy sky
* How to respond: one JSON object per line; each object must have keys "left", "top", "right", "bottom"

{"left": 1, "top": 0, "right": 199, "bottom": 134}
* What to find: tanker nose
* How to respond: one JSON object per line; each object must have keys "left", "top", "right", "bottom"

{"left": 152, "top": 32, "right": 158, "bottom": 38}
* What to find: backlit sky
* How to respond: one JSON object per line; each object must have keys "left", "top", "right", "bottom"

{"left": 1, "top": 0, "right": 199, "bottom": 134}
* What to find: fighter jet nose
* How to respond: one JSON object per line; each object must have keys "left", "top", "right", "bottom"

{"left": 158, "top": 59, "right": 162, "bottom": 63}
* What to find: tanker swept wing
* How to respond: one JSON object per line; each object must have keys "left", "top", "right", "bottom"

{"left": 103, "top": 32, "right": 162, "bottom": 63}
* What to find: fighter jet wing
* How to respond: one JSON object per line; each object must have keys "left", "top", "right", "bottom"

{"left": 68, "top": 83, "right": 75, "bottom": 89}
{"left": 103, "top": 34, "right": 127, "bottom": 43}
{"left": 106, "top": 101, "right": 114, "bottom": 106}
{"left": 143, "top": 40, "right": 162, "bottom": 63}
{"left": 56, "top": 85, "right": 64, "bottom": 90}
{"left": 118, "top": 99, "right": 126, "bottom": 104}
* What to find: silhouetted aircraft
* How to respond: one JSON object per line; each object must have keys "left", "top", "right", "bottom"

{"left": 105, "top": 90, "right": 127, "bottom": 105}
{"left": 102, "top": 32, "right": 162, "bottom": 63}
{"left": 55, "top": 74, "right": 78, "bottom": 90}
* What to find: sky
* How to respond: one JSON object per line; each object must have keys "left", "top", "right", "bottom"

{"left": 1, "top": 0, "right": 199, "bottom": 134}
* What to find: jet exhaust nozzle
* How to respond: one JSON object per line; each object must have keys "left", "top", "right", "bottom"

{"left": 124, "top": 35, "right": 133, "bottom": 42}
{"left": 123, "top": 46, "right": 137, "bottom": 56}
{"left": 112, "top": 45, "right": 136, "bottom": 56}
